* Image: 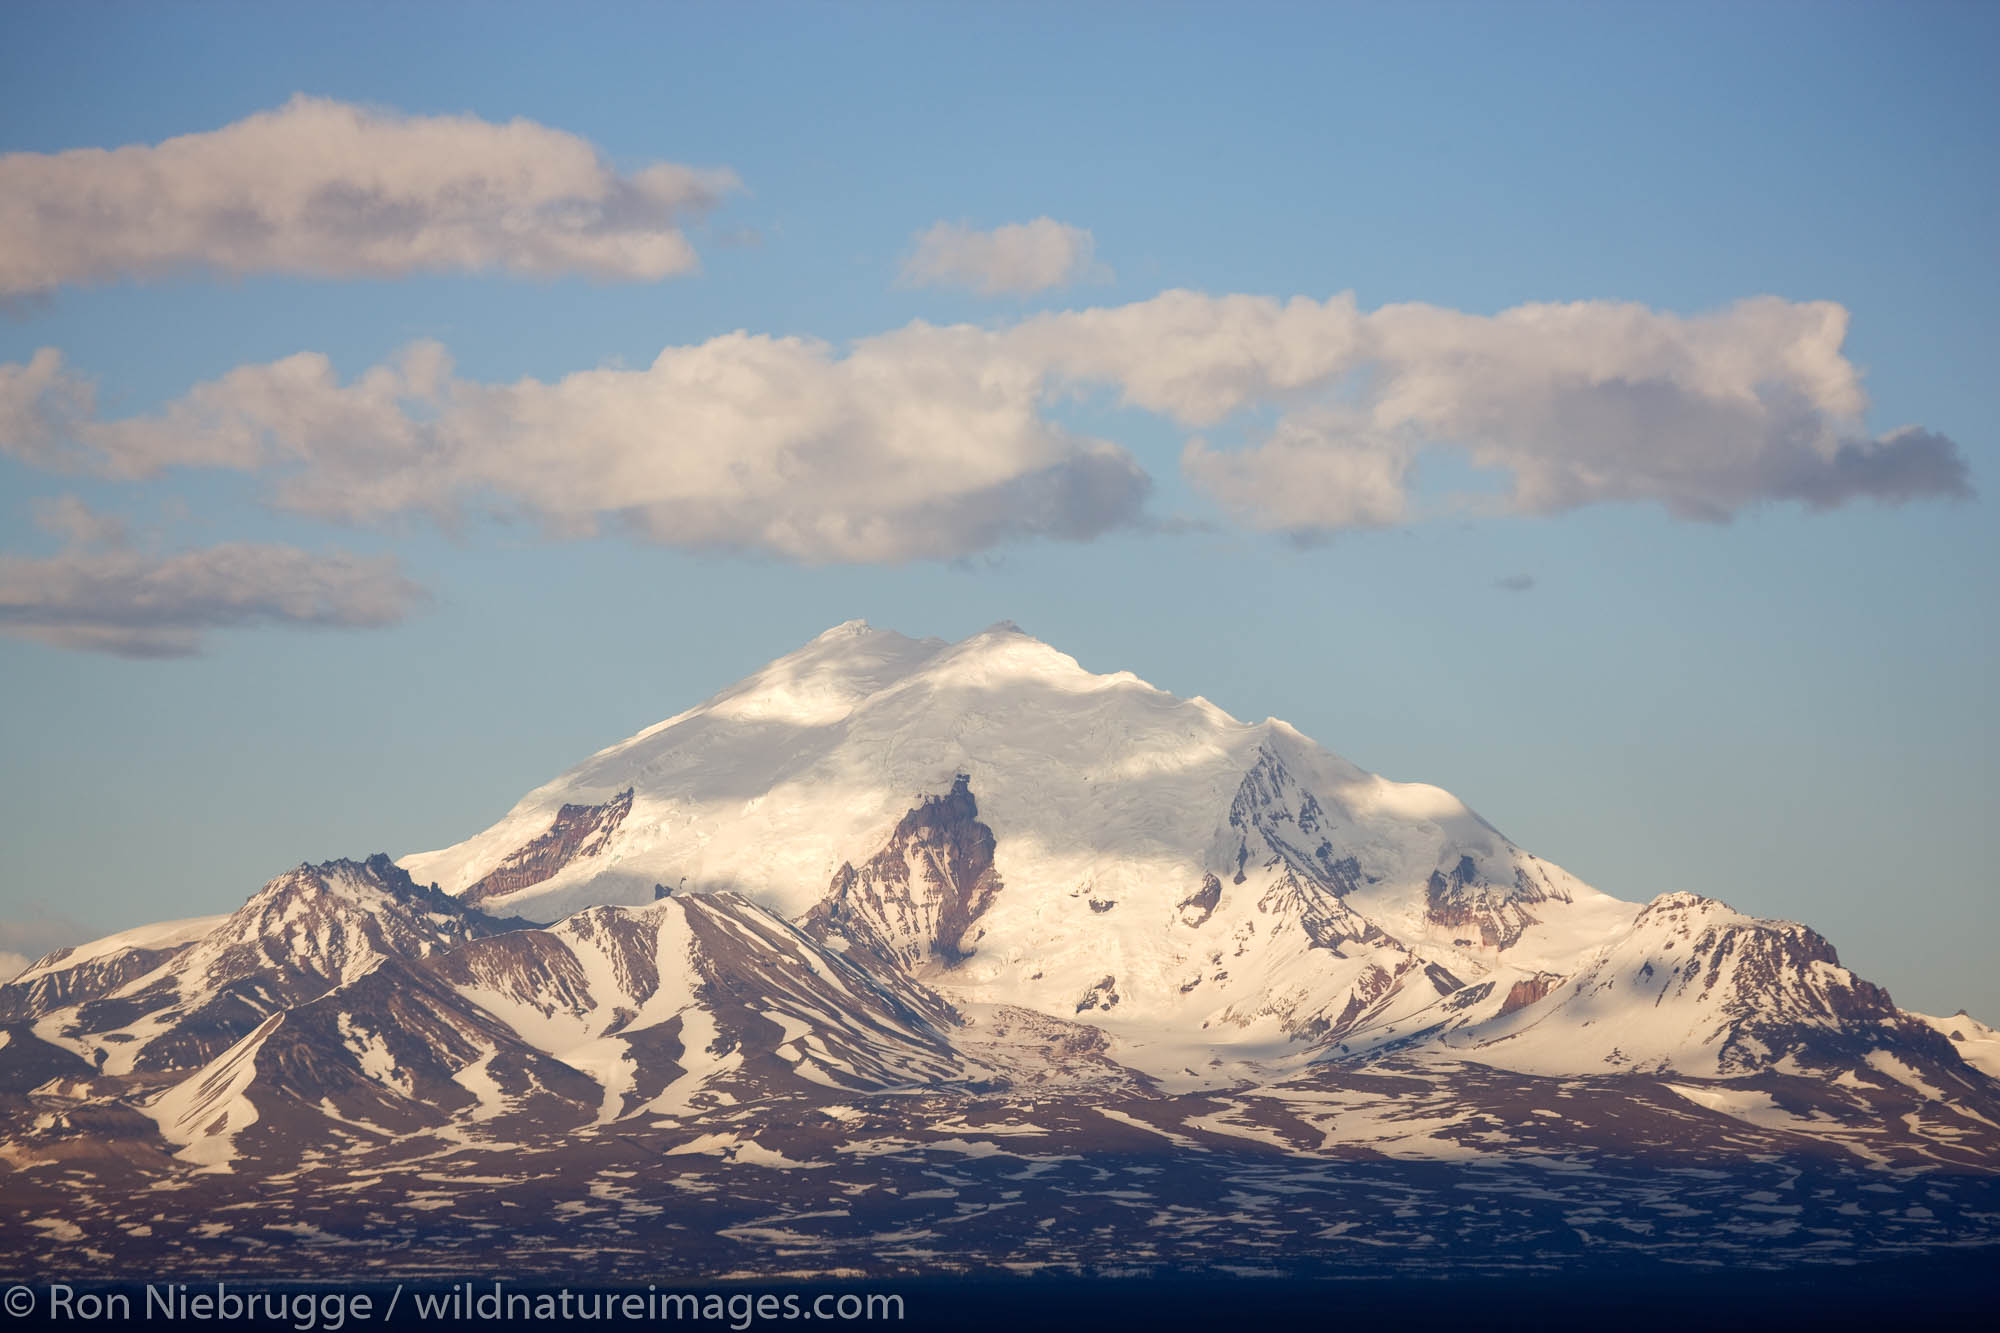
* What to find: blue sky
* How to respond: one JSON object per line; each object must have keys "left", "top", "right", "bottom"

{"left": 1, "top": 2, "right": 1994, "bottom": 1017}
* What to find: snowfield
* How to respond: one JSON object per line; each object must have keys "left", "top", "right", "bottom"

{"left": 396, "top": 621, "right": 1667, "bottom": 1075}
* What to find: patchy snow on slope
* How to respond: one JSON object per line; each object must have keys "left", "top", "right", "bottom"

{"left": 28, "top": 617, "right": 1987, "bottom": 1171}
{"left": 146, "top": 1016, "right": 279, "bottom": 1170}
{"left": 6, "top": 856, "right": 515, "bottom": 1080}
{"left": 1450, "top": 892, "right": 1919, "bottom": 1080}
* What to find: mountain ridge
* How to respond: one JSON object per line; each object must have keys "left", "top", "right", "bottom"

{"left": 391, "top": 621, "right": 1650, "bottom": 1075}
{"left": 3, "top": 621, "right": 1995, "bottom": 1280}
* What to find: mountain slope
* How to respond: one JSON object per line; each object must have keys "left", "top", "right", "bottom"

{"left": 140, "top": 888, "right": 978, "bottom": 1169}
{"left": 1449, "top": 892, "right": 1964, "bottom": 1078}
{"left": 398, "top": 621, "right": 1643, "bottom": 1073}
{"left": 2, "top": 855, "right": 526, "bottom": 1082}
{"left": 3, "top": 620, "right": 1995, "bottom": 1281}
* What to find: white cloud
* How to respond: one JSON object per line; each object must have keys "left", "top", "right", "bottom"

{"left": 0, "top": 541, "right": 428, "bottom": 657}
{"left": 1182, "top": 413, "right": 1414, "bottom": 533}
{"left": 900, "top": 218, "right": 1106, "bottom": 295}
{"left": 2, "top": 343, "right": 451, "bottom": 482}
{"left": 1011, "top": 290, "right": 1969, "bottom": 534}
{"left": 0, "top": 348, "right": 95, "bottom": 468}
{"left": 1015, "top": 290, "right": 1367, "bottom": 424}
{"left": 0, "top": 95, "right": 739, "bottom": 295}
{"left": 0, "top": 331, "right": 1151, "bottom": 564}
{"left": 0, "top": 291, "right": 1966, "bottom": 561}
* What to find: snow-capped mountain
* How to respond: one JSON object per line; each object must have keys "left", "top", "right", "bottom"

{"left": 2, "top": 622, "right": 1994, "bottom": 1282}
{"left": 142, "top": 889, "right": 973, "bottom": 1170}
{"left": 4, "top": 855, "right": 522, "bottom": 1079}
{"left": 399, "top": 620, "right": 1640, "bottom": 1074}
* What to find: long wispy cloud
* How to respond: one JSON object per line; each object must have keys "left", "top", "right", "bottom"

{"left": 899, "top": 218, "right": 1106, "bottom": 296}
{"left": 0, "top": 292, "right": 1967, "bottom": 564}
{"left": 0, "top": 95, "right": 739, "bottom": 295}
{"left": 0, "top": 500, "right": 427, "bottom": 657}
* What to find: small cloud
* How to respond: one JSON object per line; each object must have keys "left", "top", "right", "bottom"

{"left": 32, "top": 494, "right": 127, "bottom": 547}
{"left": 0, "top": 541, "right": 429, "bottom": 657}
{"left": 899, "top": 217, "right": 1107, "bottom": 296}
{"left": 1493, "top": 573, "right": 1536, "bottom": 592}
{"left": 0, "top": 95, "right": 740, "bottom": 296}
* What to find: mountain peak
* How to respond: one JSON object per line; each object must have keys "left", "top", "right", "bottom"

{"left": 13, "top": 617, "right": 2000, "bottom": 1279}
{"left": 699, "top": 622, "right": 943, "bottom": 727}
{"left": 814, "top": 618, "right": 875, "bottom": 640}
{"left": 391, "top": 620, "right": 1646, "bottom": 1067}
{"left": 920, "top": 620, "right": 1107, "bottom": 693}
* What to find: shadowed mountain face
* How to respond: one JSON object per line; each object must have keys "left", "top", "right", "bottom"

{"left": 2, "top": 623, "right": 1995, "bottom": 1281}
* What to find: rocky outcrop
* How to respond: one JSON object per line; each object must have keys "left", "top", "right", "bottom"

{"left": 1178, "top": 873, "right": 1223, "bottom": 927}
{"left": 1451, "top": 892, "right": 1990, "bottom": 1089}
{"left": 462, "top": 788, "right": 634, "bottom": 906}
{"left": 1423, "top": 856, "right": 1566, "bottom": 950}
{"left": 1496, "top": 972, "right": 1560, "bottom": 1016}
{"left": 138, "top": 890, "right": 973, "bottom": 1168}
{"left": 1, "top": 856, "right": 528, "bottom": 1084}
{"left": 1258, "top": 867, "right": 1384, "bottom": 953}
{"left": 805, "top": 775, "right": 1003, "bottom": 969}
{"left": 1623, "top": 893, "right": 1959, "bottom": 1074}
{"left": 1075, "top": 975, "right": 1119, "bottom": 1013}
{"left": 1226, "top": 747, "right": 1367, "bottom": 893}
{"left": 0, "top": 944, "right": 191, "bottom": 1026}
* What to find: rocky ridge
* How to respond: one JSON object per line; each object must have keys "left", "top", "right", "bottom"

{"left": 2, "top": 623, "right": 1994, "bottom": 1280}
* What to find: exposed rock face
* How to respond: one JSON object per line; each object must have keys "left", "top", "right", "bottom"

{"left": 1226, "top": 747, "right": 1365, "bottom": 892}
{"left": 1257, "top": 867, "right": 1383, "bottom": 954}
{"left": 1178, "top": 873, "right": 1223, "bottom": 927}
{"left": 155, "top": 954, "right": 606, "bottom": 1155}
{"left": 1423, "top": 962, "right": 1467, "bottom": 996}
{"left": 1, "top": 855, "right": 527, "bottom": 1081}
{"left": 4, "top": 852, "right": 1999, "bottom": 1284}
{"left": 1615, "top": 892, "right": 1956, "bottom": 1074}
{"left": 1447, "top": 892, "right": 1983, "bottom": 1085}
{"left": 463, "top": 788, "right": 633, "bottom": 906}
{"left": 805, "top": 775, "right": 1003, "bottom": 969}
{"left": 1075, "top": 975, "right": 1119, "bottom": 1013}
{"left": 1497, "top": 972, "right": 1560, "bottom": 1016}
{"left": 1424, "top": 856, "right": 1568, "bottom": 950}
{"left": 0, "top": 1023, "right": 94, "bottom": 1090}
{"left": 0, "top": 944, "right": 192, "bottom": 1027}
{"left": 136, "top": 889, "right": 974, "bottom": 1169}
